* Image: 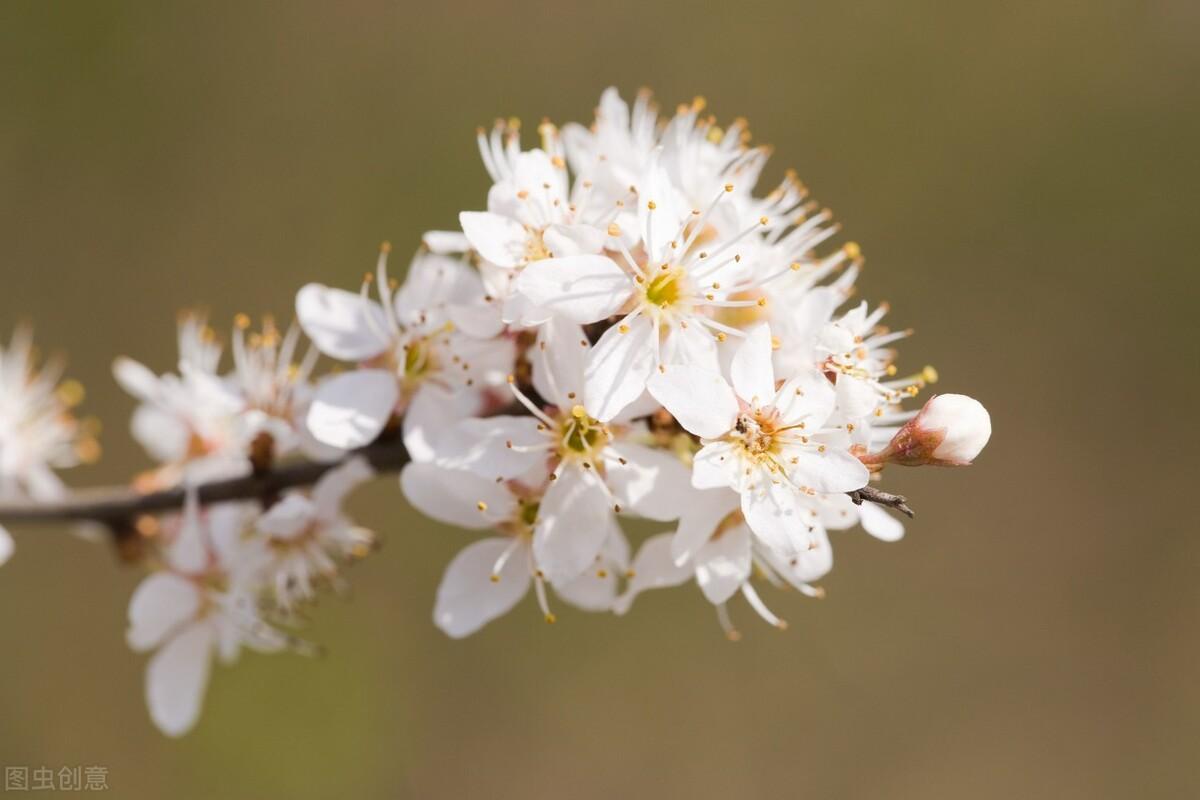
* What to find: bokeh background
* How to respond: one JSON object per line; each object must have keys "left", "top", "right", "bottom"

{"left": 2, "top": 2, "right": 1197, "bottom": 798}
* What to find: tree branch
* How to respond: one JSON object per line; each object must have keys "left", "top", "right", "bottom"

{"left": 848, "top": 485, "right": 915, "bottom": 518}
{"left": 0, "top": 435, "right": 411, "bottom": 527}
{"left": 0, "top": 432, "right": 915, "bottom": 528}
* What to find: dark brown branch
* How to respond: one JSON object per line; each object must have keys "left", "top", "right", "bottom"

{"left": 0, "top": 435, "right": 411, "bottom": 527}
{"left": 848, "top": 485, "right": 915, "bottom": 518}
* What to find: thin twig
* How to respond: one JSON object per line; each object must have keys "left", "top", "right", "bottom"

{"left": 0, "top": 435, "right": 410, "bottom": 527}
{"left": 848, "top": 485, "right": 915, "bottom": 518}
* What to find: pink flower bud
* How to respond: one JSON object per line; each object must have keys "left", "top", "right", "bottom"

{"left": 867, "top": 393, "right": 991, "bottom": 467}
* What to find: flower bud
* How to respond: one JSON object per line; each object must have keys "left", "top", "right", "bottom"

{"left": 867, "top": 393, "right": 991, "bottom": 467}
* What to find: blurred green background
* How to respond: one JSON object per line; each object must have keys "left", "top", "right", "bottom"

{"left": 1, "top": 2, "right": 1196, "bottom": 798}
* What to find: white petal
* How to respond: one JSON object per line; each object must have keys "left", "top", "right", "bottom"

{"left": 836, "top": 374, "right": 880, "bottom": 419}
{"left": 637, "top": 161, "right": 687, "bottom": 259}
{"left": 127, "top": 573, "right": 200, "bottom": 652}
{"left": 730, "top": 323, "right": 776, "bottom": 404}
{"left": 609, "top": 388, "right": 665, "bottom": 424}
{"left": 145, "top": 621, "right": 215, "bottom": 737}
{"left": 858, "top": 501, "right": 905, "bottom": 542}
{"left": 165, "top": 496, "right": 209, "bottom": 574}
{"left": 695, "top": 524, "right": 752, "bottom": 605}
{"left": 447, "top": 301, "right": 505, "bottom": 339}
{"left": 295, "top": 284, "right": 391, "bottom": 362}
{"left": 552, "top": 526, "right": 625, "bottom": 612}
{"left": 584, "top": 314, "right": 656, "bottom": 422}
{"left": 401, "top": 384, "right": 475, "bottom": 464}
{"left": 459, "top": 211, "right": 527, "bottom": 268}
{"left": 256, "top": 493, "right": 316, "bottom": 539}
{"left": 533, "top": 465, "right": 613, "bottom": 584}
{"left": 435, "top": 416, "right": 545, "bottom": 479}
{"left": 0, "top": 525, "right": 11, "bottom": 566}
{"left": 311, "top": 456, "right": 375, "bottom": 515}
{"left": 434, "top": 537, "right": 531, "bottom": 638}
{"left": 515, "top": 255, "right": 633, "bottom": 324}
{"left": 130, "top": 405, "right": 191, "bottom": 464}
{"left": 543, "top": 223, "right": 606, "bottom": 258}
{"left": 661, "top": 319, "right": 719, "bottom": 371}
{"left": 809, "top": 492, "right": 859, "bottom": 530}
{"left": 400, "top": 463, "right": 515, "bottom": 530}
{"left": 613, "top": 533, "right": 692, "bottom": 615}
{"left": 671, "top": 488, "right": 740, "bottom": 565}
{"left": 422, "top": 230, "right": 470, "bottom": 254}
{"left": 500, "top": 290, "right": 553, "bottom": 328}
{"left": 603, "top": 442, "right": 691, "bottom": 522}
{"left": 532, "top": 317, "right": 589, "bottom": 407}
{"left": 774, "top": 369, "right": 837, "bottom": 429}
{"left": 206, "top": 503, "right": 255, "bottom": 569}
{"left": 740, "top": 482, "right": 804, "bottom": 556}
{"left": 306, "top": 370, "right": 398, "bottom": 450}
{"left": 647, "top": 364, "right": 737, "bottom": 439}
{"left": 112, "top": 357, "right": 161, "bottom": 402}
{"left": 784, "top": 447, "right": 870, "bottom": 494}
{"left": 691, "top": 441, "right": 740, "bottom": 490}
{"left": 393, "top": 254, "right": 485, "bottom": 320}
{"left": 787, "top": 525, "right": 834, "bottom": 583}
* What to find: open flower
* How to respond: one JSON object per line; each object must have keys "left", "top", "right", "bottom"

{"left": 248, "top": 457, "right": 376, "bottom": 611}
{"left": 429, "top": 318, "right": 690, "bottom": 584}
{"left": 517, "top": 165, "right": 792, "bottom": 420}
{"left": 0, "top": 327, "right": 96, "bottom": 564}
{"left": 114, "top": 313, "right": 248, "bottom": 485}
{"left": 126, "top": 498, "right": 297, "bottom": 737}
{"left": 615, "top": 487, "right": 833, "bottom": 638}
{"left": 0, "top": 326, "right": 95, "bottom": 502}
{"left": 400, "top": 459, "right": 630, "bottom": 637}
{"left": 459, "top": 120, "right": 627, "bottom": 327}
{"left": 649, "top": 323, "right": 869, "bottom": 556}
{"left": 296, "top": 248, "right": 515, "bottom": 456}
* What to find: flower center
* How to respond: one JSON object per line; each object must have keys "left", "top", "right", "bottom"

{"left": 558, "top": 404, "right": 607, "bottom": 460}
{"left": 400, "top": 337, "right": 438, "bottom": 388}
{"left": 643, "top": 266, "right": 687, "bottom": 310}
{"left": 733, "top": 407, "right": 782, "bottom": 457}
{"left": 524, "top": 229, "right": 552, "bottom": 262}
{"left": 518, "top": 500, "right": 539, "bottom": 528}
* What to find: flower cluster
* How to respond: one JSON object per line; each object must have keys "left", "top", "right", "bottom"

{"left": 0, "top": 87, "right": 991, "bottom": 737}
{"left": 0, "top": 327, "right": 98, "bottom": 564}
{"left": 114, "top": 314, "right": 376, "bottom": 735}
{"left": 295, "top": 87, "right": 990, "bottom": 638}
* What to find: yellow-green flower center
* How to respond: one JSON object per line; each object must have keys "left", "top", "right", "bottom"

{"left": 644, "top": 267, "right": 685, "bottom": 308}
{"left": 559, "top": 404, "right": 606, "bottom": 459}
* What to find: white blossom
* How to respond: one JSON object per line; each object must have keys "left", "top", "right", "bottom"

{"left": 114, "top": 311, "right": 326, "bottom": 487}
{"left": 296, "top": 247, "right": 515, "bottom": 456}
{"left": 0, "top": 87, "right": 998, "bottom": 739}
{"left": 428, "top": 318, "right": 689, "bottom": 585}
{"left": 126, "top": 498, "right": 295, "bottom": 737}
{"left": 458, "top": 120, "right": 630, "bottom": 328}
{"left": 400, "top": 459, "right": 630, "bottom": 636}
{"left": 649, "top": 323, "right": 869, "bottom": 556}
{"left": 248, "top": 457, "right": 376, "bottom": 611}
{"left": 0, "top": 327, "right": 96, "bottom": 565}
